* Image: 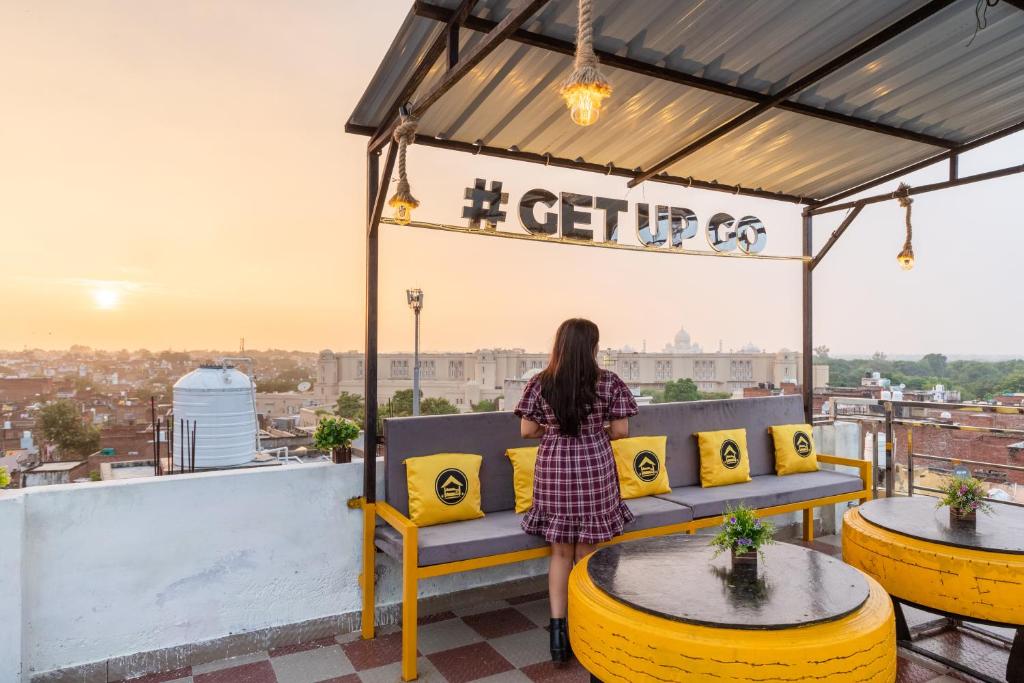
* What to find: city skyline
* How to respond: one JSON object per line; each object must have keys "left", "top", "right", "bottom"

{"left": 3, "top": 1, "right": 1023, "bottom": 355}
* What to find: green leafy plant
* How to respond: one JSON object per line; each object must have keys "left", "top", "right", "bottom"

{"left": 0, "top": 466, "right": 10, "bottom": 488}
{"left": 711, "top": 505, "right": 775, "bottom": 558}
{"left": 313, "top": 416, "right": 360, "bottom": 451}
{"left": 937, "top": 476, "right": 992, "bottom": 516}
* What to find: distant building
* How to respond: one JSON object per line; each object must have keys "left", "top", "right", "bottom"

{"left": 22, "top": 460, "right": 90, "bottom": 487}
{"left": 316, "top": 346, "right": 828, "bottom": 411}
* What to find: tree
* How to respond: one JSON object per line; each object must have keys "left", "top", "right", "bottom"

{"left": 663, "top": 378, "right": 701, "bottom": 402}
{"left": 384, "top": 389, "right": 458, "bottom": 417}
{"left": 921, "top": 353, "right": 948, "bottom": 377}
{"left": 37, "top": 400, "right": 101, "bottom": 458}
{"left": 471, "top": 399, "right": 498, "bottom": 412}
{"left": 421, "top": 397, "right": 459, "bottom": 415}
{"left": 335, "top": 391, "right": 366, "bottom": 426}
{"left": 813, "top": 345, "right": 830, "bottom": 359}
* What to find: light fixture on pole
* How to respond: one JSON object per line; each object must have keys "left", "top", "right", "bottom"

{"left": 389, "top": 111, "right": 420, "bottom": 225}
{"left": 560, "top": 0, "right": 611, "bottom": 126}
{"left": 894, "top": 183, "right": 915, "bottom": 270}
{"left": 406, "top": 288, "right": 424, "bottom": 416}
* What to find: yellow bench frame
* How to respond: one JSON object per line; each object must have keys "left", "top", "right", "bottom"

{"left": 358, "top": 454, "right": 871, "bottom": 681}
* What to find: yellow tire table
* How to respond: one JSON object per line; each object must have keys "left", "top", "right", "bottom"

{"left": 568, "top": 535, "right": 895, "bottom": 682}
{"left": 843, "top": 497, "right": 1024, "bottom": 683}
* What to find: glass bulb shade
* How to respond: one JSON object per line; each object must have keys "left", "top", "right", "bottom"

{"left": 897, "top": 244, "right": 915, "bottom": 270}
{"left": 562, "top": 82, "right": 611, "bottom": 127}
{"left": 393, "top": 202, "right": 413, "bottom": 225}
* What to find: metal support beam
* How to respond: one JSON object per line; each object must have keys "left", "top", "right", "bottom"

{"left": 346, "top": 122, "right": 806, "bottom": 204}
{"left": 809, "top": 203, "right": 865, "bottom": 270}
{"left": 629, "top": 0, "right": 957, "bottom": 188}
{"left": 949, "top": 154, "right": 958, "bottom": 181}
{"left": 802, "top": 213, "right": 814, "bottom": 424}
{"left": 809, "top": 162, "right": 1024, "bottom": 216}
{"left": 368, "top": 0, "right": 478, "bottom": 153}
{"left": 371, "top": 0, "right": 548, "bottom": 153}
{"left": 412, "top": 2, "right": 957, "bottom": 152}
{"left": 809, "top": 118, "right": 1024, "bottom": 208}
{"left": 447, "top": 21, "right": 460, "bottom": 68}
{"left": 363, "top": 144, "right": 397, "bottom": 501}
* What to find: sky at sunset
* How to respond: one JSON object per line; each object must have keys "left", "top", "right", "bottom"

{"left": 3, "top": 1, "right": 1022, "bottom": 356}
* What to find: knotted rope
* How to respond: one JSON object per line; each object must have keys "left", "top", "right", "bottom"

{"left": 895, "top": 183, "right": 915, "bottom": 268}
{"left": 896, "top": 182, "right": 913, "bottom": 243}
{"left": 560, "top": 0, "right": 611, "bottom": 118}
{"left": 388, "top": 115, "right": 420, "bottom": 217}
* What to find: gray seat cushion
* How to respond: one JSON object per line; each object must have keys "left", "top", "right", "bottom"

{"left": 656, "top": 471, "right": 863, "bottom": 519}
{"left": 376, "top": 510, "right": 548, "bottom": 566}
{"left": 376, "top": 497, "right": 694, "bottom": 567}
{"left": 624, "top": 495, "right": 693, "bottom": 531}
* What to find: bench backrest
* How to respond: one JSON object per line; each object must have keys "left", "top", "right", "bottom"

{"left": 382, "top": 394, "right": 805, "bottom": 517}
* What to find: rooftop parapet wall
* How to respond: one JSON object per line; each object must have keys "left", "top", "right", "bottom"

{"left": 0, "top": 462, "right": 544, "bottom": 681}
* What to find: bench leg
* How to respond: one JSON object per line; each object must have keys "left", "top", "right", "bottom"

{"left": 802, "top": 508, "right": 814, "bottom": 542}
{"left": 402, "top": 527, "right": 419, "bottom": 681}
{"left": 360, "top": 502, "right": 376, "bottom": 640}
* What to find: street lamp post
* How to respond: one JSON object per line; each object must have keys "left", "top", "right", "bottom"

{"left": 406, "top": 289, "right": 423, "bottom": 416}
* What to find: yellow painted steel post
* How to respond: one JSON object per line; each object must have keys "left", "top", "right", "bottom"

{"left": 401, "top": 525, "right": 419, "bottom": 681}
{"left": 360, "top": 502, "right": 376, "bottom": 639}
{"left": 803, "top": 507, "right": 814, "bottom": 542}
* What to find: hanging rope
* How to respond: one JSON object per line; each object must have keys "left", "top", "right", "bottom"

{"left": 895, "top": 182, "right": 915, "bottom": 269}
{"left": 967, "top": 0, "right": 1000, "bottom": 47}
{"left": 388, "top": 114, "right": 420, "bottom": 223}
{"left": 560, "top": 0, "right": 611, "bottom": 126}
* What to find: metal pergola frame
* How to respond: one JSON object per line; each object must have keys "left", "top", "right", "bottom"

{"left": 356, "top": 0, "right": 1024, "bottom": 505}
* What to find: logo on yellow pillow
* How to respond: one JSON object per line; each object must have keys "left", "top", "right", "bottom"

{"left": 633, "top": 450, "right": 660, "bottom": 482}
{"left": 720, "top": 439, "right": 741, "bottom": 469}
{"left": 793, "top": 431, "right": 813, "bottom": 457}
{"left": 435, "top": 468, "right": 469, "bottom": 505}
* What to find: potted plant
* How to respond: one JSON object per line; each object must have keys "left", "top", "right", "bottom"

{"left": 937, "top": 475, "right": 992, "bottom": 528}
{"left": 0, "top": 466, "right": 10, "bottom": 489}
{"left": 711, "top": 505, "right": 775, "bottom": 574}
{"left": 313, "top": 416, "right": 360, "bottom": 464}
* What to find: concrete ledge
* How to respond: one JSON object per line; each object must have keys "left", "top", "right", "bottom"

{"left": 31, "top": 574, "right": 547, "bottom": 682}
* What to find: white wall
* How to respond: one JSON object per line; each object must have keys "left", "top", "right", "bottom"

{"left": 0, "top": 462, "right": 543, "bottom": 681}
{"left": 0, "top": 490, "right": 25, "bottom": 683}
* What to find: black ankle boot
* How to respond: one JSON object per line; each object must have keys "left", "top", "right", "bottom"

{"left": 549, "top": 618, "right": 569, "bottom": 663}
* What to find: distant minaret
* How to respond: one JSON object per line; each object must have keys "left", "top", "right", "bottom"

{"left": 642, "top": 339, "right": 646, "bottom": 353}
{"left": 240, "top": 337, "right": 245, "bottom": 353}
{"left": 718, "top": 339, "right": 723, "bottom": 353}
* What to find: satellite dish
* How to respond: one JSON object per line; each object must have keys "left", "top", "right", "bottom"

{"left": 297, "top": 381, "right": 312, "bottom": 392}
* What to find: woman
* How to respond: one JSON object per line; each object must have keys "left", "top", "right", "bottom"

{"left": 514, "top": 318, "right": 638, "bottom": 662}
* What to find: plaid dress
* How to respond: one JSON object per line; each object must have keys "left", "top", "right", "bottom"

{"left": 514, "top": 370, "right": 639, "bottom": 544}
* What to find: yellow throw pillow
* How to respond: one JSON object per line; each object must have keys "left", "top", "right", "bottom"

{"left": 611, "top": 436, "right": 671, "bottom": 499}
{"left": 696, "top": 428, "right": 752, "bottom": 488}
{"left": 405, "top": 453, "right": 484, "bottom": 527}
{"left": 770, "top": 423, "right": 819, "bottom": 475}
{"left": 505, "top": 446, "right": 539, "bottom": 513}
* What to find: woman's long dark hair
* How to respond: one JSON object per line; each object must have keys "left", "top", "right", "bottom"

{"left": 538, "top": 318, "right": 600, "bottom": 437}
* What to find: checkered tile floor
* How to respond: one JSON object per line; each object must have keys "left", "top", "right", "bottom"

{"left": 115, "top": 539, "right": 1008, "bottom": 683}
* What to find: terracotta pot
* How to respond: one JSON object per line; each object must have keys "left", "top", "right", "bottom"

{"left": 949, "top": 507, "right": 976, "bottom": 528}
{"left": 332, "top": 445, "right": 352, "bottom": 464}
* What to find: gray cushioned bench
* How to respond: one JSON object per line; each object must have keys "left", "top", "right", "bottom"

{"left": 361, "top": 395, "right": 871, "bottom": 681}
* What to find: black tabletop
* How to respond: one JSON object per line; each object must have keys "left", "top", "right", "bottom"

{"left": 586, "top": 536, "right": 870, "bottom": 630}
{"left": 859, "top": 497, "right": 1024, "bottom": 555}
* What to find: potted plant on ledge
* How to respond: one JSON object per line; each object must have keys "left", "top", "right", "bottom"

{"left": 712, "top": 505, "right": 775, "bottom": 574}
{"left": 938, "top": 475, "right": 992, "bottom": 528}
{"left": 314, "top": 416, "right": 360, "bottom": 464}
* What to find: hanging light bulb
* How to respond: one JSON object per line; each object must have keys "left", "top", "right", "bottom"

{"left": 388, "top": 114, "right": 419, "bottom": 225}
{"left": 894, "top": 183, "right": 914, "bottom": 270}
{"left": 560, "top": 0, "right": 611, "bottom": 126}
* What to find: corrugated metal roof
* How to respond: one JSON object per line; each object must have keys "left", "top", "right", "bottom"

{"left": 349, "top": 0, "right": 1024, "bottom": 202}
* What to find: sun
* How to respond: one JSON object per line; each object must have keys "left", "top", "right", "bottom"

{"left": 92, "top": 287, "right": 121, "bottom": 310}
